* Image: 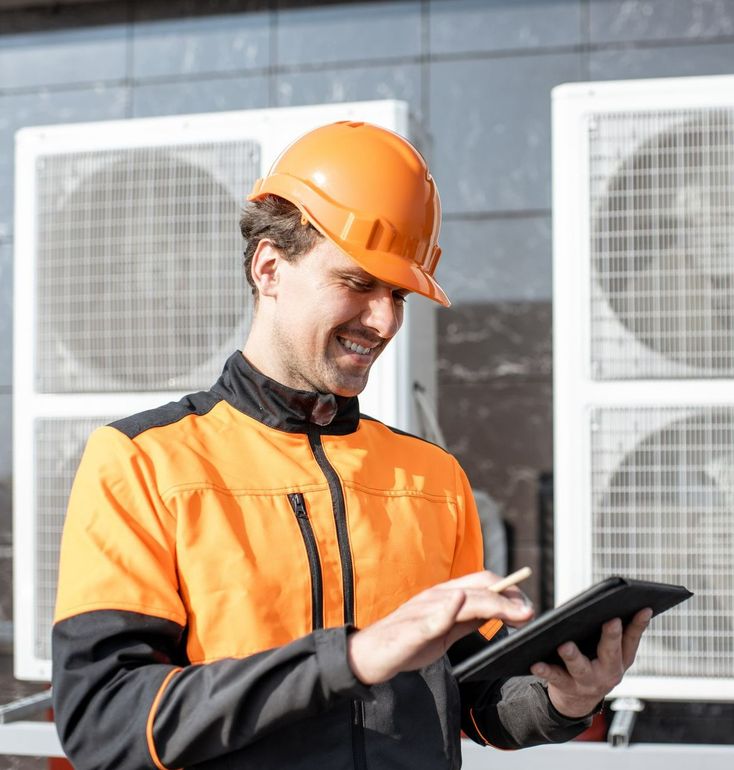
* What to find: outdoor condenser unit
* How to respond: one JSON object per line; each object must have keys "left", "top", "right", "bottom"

{"left": 553, "top": 75, "right": 734, "bottom": 701}
{"left": 13, "top": 100, "right": 437, "bottom": 682}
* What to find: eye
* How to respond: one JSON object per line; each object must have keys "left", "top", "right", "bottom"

{"left": 393, "top": 291, "right": 409, "bottom": 304}
{"left": 347, "top": 279, "right": 372, "bottom": 292}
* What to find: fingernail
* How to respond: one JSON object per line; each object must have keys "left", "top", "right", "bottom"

{"left": 531, "top": 664, "right": 547, "bottom": 677}
{"left": 642, "top": 608, "right": 653, "bottom": 622}
{"left": 559, "top": 643, "right": 574, "bottom": 657}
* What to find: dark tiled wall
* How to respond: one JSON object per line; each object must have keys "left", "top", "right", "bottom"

{"left": 1, "top": 0, "right": 734, "bottom": 721}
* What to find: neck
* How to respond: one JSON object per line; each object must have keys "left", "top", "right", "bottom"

{"left": 242, "top": 313, "right": 280, "bottom": 384}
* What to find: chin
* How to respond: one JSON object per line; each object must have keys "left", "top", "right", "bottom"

{"left": 330, "top": 384, "right": 364, "bottom": 398}
{"left": 328, "top": 376, "right": 369, "bottom": 398}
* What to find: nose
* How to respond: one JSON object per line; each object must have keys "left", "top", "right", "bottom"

{"left": 361, "top": 288, "right": 404, "bottom": 340}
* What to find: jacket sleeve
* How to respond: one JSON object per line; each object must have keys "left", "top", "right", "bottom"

{"left": 52, "top": 427, "right": 370, "bottom": 770}
{"left": 448, "top": 629, "right": 594, "bottom": 749}
{"left": 447, "top": 462, "right": 594, "bottom": 748}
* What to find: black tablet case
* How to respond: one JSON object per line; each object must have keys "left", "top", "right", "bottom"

{"left": 452, "top": 576, "right": 692, "bottom": 683}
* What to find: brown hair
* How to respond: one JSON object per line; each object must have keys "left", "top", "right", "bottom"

{"left": 240, "top": 195, "right": 323, "bottom": 301}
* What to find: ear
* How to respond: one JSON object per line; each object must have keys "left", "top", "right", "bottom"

{"left": 250, "top": 239, "right": 282, "bottom": 299}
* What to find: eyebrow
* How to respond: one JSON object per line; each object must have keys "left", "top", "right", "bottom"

{"left": 332, "top": 267, "right": 412, "bottom": 296}
{"left": 332, "top": 268, "right": 376, "bottom": 285}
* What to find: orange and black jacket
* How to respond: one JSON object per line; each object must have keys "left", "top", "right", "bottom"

{"left": 53, "top": 352, "right": 591, "bottom": 770}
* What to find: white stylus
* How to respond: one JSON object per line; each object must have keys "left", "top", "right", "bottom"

{"left": 488, "top": 566, "right": 533, "bottom": 595}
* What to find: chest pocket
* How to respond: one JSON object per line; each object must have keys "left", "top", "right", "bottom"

{"left": 344, "top": 486, "right": 457, "bottom": 628}
{"left": 173, "top": 487, "right": 330, "bottom": 662}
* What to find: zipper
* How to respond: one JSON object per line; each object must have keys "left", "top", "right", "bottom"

{"left": 307, "top": 428, "right": 366, "bottom": 770}
{"left": 287, "top": 492, "right": 324, "bottom": 631}
{"left": 307, "top": 428, "right": 355, "bottom": 625}
{"left": 350, "top": 700, "right": 368, "bottom": 770}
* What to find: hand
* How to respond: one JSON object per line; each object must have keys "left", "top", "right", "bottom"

{"left": 347, "top": 570, "right": 534, "bottom": 685}
{"left": 530, "top": 607, "right": 653, "bottom": 718}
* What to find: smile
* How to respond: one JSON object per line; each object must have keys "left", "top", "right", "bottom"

{"left": 337, "top": 336, "right": 377, "bottom": 356}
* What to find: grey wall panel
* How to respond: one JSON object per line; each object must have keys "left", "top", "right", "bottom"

{"left": 429, "top": 52, "right": 582, "bottom": 214}
{"left": 131, "top": 0, "right": 270, "bottom": 78}
{"left": 0, "top": 395, "right": 10, "bottom": 482}
{"left": 589, "top": 40, "right": 734, "bottom": 80}
{"left": 131, "top": 72, "right": 269, "bottom": 117}
{"left": 435, "top": 215, "right": 552, "bottom": 304}
{"left": 0, "top": 86, "right": 129, "bottom": 241}
{"left": 438, "top": 301, "right": 552, "bottom": 385}
{"left": 275, "top": 0, "right": 421, "bottom": 67}
{"left": 0, "top": 242, "right": 10, "bottom": 390}
{"left": 0, "top": 4, "right": 127, "bottom": 90}
{"left": 275, "top": 62, "right": 422, "bottom": 118}
{"left": 429, "top": 0, "right": 582, "bottom": 54}
{"left": 589, "top": 0, "right": 734, "bottom": 44}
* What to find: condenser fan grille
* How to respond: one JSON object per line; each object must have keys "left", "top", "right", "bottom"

{"left": 590, "top": 109, "right": 734, "bottom": 379}
{"left": 34, "top": 417, "right": 120, "bottom": 660}
{"left": 591, "top": 406, "right": 734, "bottom": 677}
{"left": 36, "top": 141, "right": 258, "bottom": 392}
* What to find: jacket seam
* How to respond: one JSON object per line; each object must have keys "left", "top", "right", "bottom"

{"left": 341, "top": 479, "right": 455, "bottom": 503}
{"left": 147, "top": 667, "right": 183, "bottom": 770}
{"left": 54, "top": 603, "right": 186, "bottom": 626}
{"left": 450, "top": 459, "right": 465, "bottom": 575}
{"left": 160, "top": 480, "right": 328, "bottom": 501}
{"left": 110, "top": 393, "right": 223, "bottom": 440}
{"left": 105, "top": 428, "right": 178, "bottom": 525}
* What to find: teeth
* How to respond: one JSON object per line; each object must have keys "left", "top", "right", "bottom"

{"left": 339, "top": 337, "right": 373, "bottom": 355}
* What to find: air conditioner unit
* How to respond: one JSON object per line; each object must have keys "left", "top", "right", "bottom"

{"left": 13, "top": 100, "right": 436, "bottom": 681}
{"left": 553, "top": 75, "right": 734, "bottom": 701}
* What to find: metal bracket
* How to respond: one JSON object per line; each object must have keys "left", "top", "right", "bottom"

{"left": 607, "top": 697, "right": 645, "bottom": 747}
{"left": 0, "top": 690, "right": 53, "bottom": 724}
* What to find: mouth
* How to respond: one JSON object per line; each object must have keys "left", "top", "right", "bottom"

{"left": 336, "top": 335, "right": 380, "bottom": 358}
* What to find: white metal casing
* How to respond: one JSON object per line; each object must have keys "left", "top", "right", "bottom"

{"left": 13, "top": 100, "right": 437, "bottom": 681}
{"left": 553, "top": 75, "right": 734, "bottom": 701}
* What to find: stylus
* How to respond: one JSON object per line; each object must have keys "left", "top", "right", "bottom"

{"left": 489, "top": 566, "right": 533, "bottom": 595}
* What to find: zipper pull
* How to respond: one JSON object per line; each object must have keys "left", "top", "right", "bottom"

{"left": 288, "top": 492, "right": 308, "bottom": 519}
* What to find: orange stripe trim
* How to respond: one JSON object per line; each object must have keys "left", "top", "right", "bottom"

{"left": 469, "top": 707, "right": 515, "bottom": 751}
{"left": 146, "top": 667, "right": 183, "bottom": 770}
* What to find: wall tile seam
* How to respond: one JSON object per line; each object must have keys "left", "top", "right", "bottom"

{"left": 444, "top": 210, "right": 551, "bottom": 222}
{"left": 438, "top": 376, "right": 552, "bottom": 386}
{"left": 0, "top": 54, "right": 430, "bottom": 97}
{"left": 0, "top": 79, "right": 131, "bottom": 97}
{"left": 267, "top": 0, "right": 277, "bottom": 108}
{"left": 420, "top": 0, "right": 429, "bottom": 125}
{"left": 423, "top": 34, "right": 734, "bottom": 64}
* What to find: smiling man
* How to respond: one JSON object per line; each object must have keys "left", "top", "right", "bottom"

{"left": 52, "top": 122, "right": 651, "bottom": 770}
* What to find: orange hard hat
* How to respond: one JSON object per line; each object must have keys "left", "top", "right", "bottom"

{"left": 248, "top": 121, "right": 449, "bottom": 307}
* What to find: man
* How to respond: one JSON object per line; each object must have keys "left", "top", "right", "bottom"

{"left": 52, "top": 121, "right": 651, "bottom": 769}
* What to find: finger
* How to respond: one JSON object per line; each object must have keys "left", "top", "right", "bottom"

{"left": 453, "top": 588, "right": 534, "bottom": 625}
{"left": 556, "top": 641, "right": 593, "bottom": 680}
{"left": 420, "top": 588, "right": 466, "bottom": 639}
{"left": 530, "top": 661, "right": 570, "bottom": 688}
{"left": 621, "top": 607, "right": 653, "bottom": 668}
{"left": 596, "top": 617, "right": 624, "bottom": 668}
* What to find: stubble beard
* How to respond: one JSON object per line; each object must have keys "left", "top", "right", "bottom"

{"left": 273, "top": 323, "right": 371, "bottom": 396}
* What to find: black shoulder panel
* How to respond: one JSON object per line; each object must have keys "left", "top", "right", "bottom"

{"left": 359, "top": 413, "right": 449, "bottom": 454}
{"left": 109, "top": 390, "right": 222, "bottom": 439}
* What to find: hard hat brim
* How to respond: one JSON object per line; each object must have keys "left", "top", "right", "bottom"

{"left": 248, "top": 179, "right": 451, "bottom": 308}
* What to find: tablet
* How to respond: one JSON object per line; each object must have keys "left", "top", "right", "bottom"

{"left": 452, "top": 576, "right": 692, "bottom": 683}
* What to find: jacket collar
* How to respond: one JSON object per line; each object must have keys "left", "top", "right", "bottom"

{"left": 212, "top": 351, "right": 361, "bottom": 434}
